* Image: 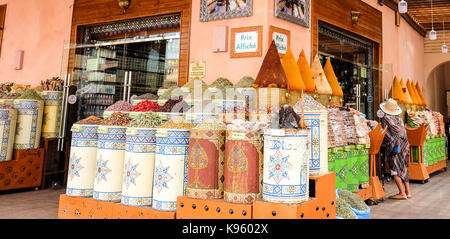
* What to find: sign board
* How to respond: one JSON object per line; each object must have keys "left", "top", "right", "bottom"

{"left": 269, "top": 26, "right": 290, "bottom": 56}
{"left": 189, "top": 61, "right": 206, "bottom": 80}
{"left": 231, "top": 26, "right": 263, "bottom": 58}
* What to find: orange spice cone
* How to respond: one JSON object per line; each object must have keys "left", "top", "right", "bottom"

{"left": 400, "top": 79, "right": 413, "bottom": 104}
{"left": 323, "top": 58, "right": 343, "bottom": 97}
{"left": 297, "top": 50, "right": 317, "bottom": 92}
{"left": 415, "top": 82, "right": 427, "bottom": 106}
{"left": 311, "top": 54, "right": 332, "bottom": 95}
{"left": 282, "top": 46, "right": 305, "bottom": 91}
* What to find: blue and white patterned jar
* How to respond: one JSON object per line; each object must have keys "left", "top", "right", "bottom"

{"left": 121, "top": 128, "right": 157, "bottom": 207}
{"left": 93, "top": 125, "right": 127, "bottom": 202}
{"left": 152, "top": 128, "right": 190, "bottom": 211}
{"left": 13, "top": 99, "right": 44, "bottom": 149}
{"left": 263, "top": 129, "right": 311, "bottom": 204}
{"left": 66, "top": 124, "right": 98, "bottom": 197}
{"left": 0, "top": 108, "right": 17, "bottom": 162}
{"left": 40, "top": 91, "right": 63, "bottom": 138}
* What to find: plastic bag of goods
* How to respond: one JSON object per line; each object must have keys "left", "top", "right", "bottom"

{"left": 185, "top": 119, "right": 227, "bottom": 200}
{"left": 93, "top": 112, "right": 131, "bottom": 202}
{"left": 66, "top": 116, "right": 103, "bottom": 197}
{"left": 337, "top": 188, "right": 371, "bottom": 219}
{"left": 263, "top": 128, "right": 311, "bottom": 204}
{"left": 336, "top": 197, "right": 357, "bottom": 219}
{"left": 121, "top": 112, "right": 163, "bottom": 206}
{"left": 354, "top": 114, "right": 371, "bottom": 145}
{"left": 224, "top": 120, "right": 269, "bottom": 204}
{"left": 152, "top": 118, "right": 194, "bottom": 211}
{"left": 340, "top": 108, "right": 358, "bottom": 145}
{"left": 294, "top": 95, "right": 329, "bottom": 175}
{"left": 13, "top": 98, "right": 44, "bottom": 149}
{"left": 327, "top": 107, "right": 348, "bottom": 147}
{"left": 0, "top": 106, "right": 17, "bottom": 162}
{"left": 40, "top": 91, "right": 63, "bottom": 138}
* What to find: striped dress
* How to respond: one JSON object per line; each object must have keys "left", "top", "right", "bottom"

{"left": 381, "top": 114, "right": 410, "bottom": 182}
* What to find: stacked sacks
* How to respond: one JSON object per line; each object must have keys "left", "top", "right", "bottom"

{"left": 297, "top": 50, "right": 317, "bottom": 93}
{"left": 311, "top": 55, "right": 332, "bottom": 95}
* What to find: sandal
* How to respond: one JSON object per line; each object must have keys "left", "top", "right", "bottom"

{"left": 389, "top": 194, "right": 407, "bottom": 200}
{"left": 407, "top": 195, "right": 412, "bottom": 199}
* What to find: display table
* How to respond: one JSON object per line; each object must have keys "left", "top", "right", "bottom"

{"left": 0, "top": 148, "right": 44, "bottom": 191}
{"left": 58, "top": 195, "right": 176, "bottom": 219}
{"left": 406, "top": 124, "right": 432, "bottom": 182}
{"left": 176, "top": 197, "right": 253, "bottom": 219}
{"left": 367, "top": 124, "right": 387, "bottom": 200}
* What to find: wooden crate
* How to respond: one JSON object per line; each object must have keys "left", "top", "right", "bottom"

{"left": 252, "top": 172, "right": 336, "bottom": 219}
{"left": 0, "top": 148, "right": 44, "bottom": 191}
{"left": 58, "top": 195, "right": 176, "bottom": 219}
{"left": 176, "top": 197, "right": 252, "bottom": 219}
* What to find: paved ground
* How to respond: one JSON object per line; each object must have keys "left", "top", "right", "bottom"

{"left": 0, "top": 165, "right": 449, "bottom": 219}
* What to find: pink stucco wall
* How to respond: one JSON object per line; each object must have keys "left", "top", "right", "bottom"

{"left": 0, "top": 0, "right": 74, "bottom": 86}
{"left": 189, "top": 0, "right": 311, "bottom": 84}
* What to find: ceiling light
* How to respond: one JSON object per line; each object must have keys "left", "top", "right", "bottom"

{"left": 399, "top": 0, "right": 408, "bottom": 14}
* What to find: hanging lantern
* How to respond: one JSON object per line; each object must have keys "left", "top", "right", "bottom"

{"left": 442, "top": 44, "right": 448, "bottom": 53}
{"left": 430, "top": 29, "right": 437, "bottom": 40}
{"left": 398, "top": 0, "right": 408, "bottom": 14}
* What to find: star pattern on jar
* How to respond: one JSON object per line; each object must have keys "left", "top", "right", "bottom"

{"left": 95, "top": 155, "right": 111, "bottom": 184}
{"left": 153, "top": 161, "right": 173, "bottom": 194}
{"left": 268, "top": 150, "right": 292, "bottom": 185}
{"left": 123, "top": 159, "right": 141, "bottom": 190}
{"left": 69, "top": 154, "right": 84, "bottom": 180}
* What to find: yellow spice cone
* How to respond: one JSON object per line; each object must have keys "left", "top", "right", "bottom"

{"left": 400, "top": 79, "right": 413, "bottom": 104}
{"left": 323, "top": 58, "right": 343, "bottom": 97}
{"left": 392, "top": 76, "right": 408, "bottom": 103}
{"left": 415, "top": 82, "right": 427, "bottom": 106}
{"left": 282, "top": 46, "right": 305, "bottom": 91}
{"left": 407, "top": 80, "right": 420, "bottom": 105}
{"left": 410, "top": 80, "right": 423, "bottom": 105}
{"left": 297, "top": 50, "right": 317, "bottom": 92}
{"left": 311, "top": 54, "right": 333, "bottom": 95}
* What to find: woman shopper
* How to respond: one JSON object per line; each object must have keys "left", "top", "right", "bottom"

{"left": 379, "top": 98, "right": 411, "bottom": 200}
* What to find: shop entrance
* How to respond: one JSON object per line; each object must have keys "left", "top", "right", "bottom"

{"left": 318, "top": 22, "right": 376, "bottom": 120}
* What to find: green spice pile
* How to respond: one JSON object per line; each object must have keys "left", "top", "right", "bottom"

{"left": 235, "top": 76, "right": 255, "bottom": 88}
{"left": 128, "top": 112, "right": 163, "bottom": 128}
{"left": 17, "top": 89, "right": 43, "bottom": 101}
{"left": 135, "top": 93, "right": 159, "bottom": 100}
{"left": 336, "top": 197, "right": 356, "bottom": 219}
{"left": 194, "top": 118, "right": 226, "bottom": 130}
{"left": 159, "top": 86, "right": 186, "bottom": 100}
{"left": 159, "top": 117, "right": 194, "bottom": 129}
{"left": 184, "top": 79, "right": 208, "bottom": 91}
{"left": 101, "top": 112, "right": 132, "bottom": 126}
{"left": 75, "top": 116, "right": 104, "bottom": 125}
{"left": 210, "top": 77, "right": 234, "bottom": 89}
{"left": 338, "top": 189, "right": 369, "bottom": 211}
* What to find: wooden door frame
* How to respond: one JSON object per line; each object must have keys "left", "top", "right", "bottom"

{"left": 311, "top": 0, "right": 383, "bottom": 118}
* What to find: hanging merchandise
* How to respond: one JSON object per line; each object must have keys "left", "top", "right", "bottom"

{"left": 294, "top": 95, "right": 329, "bottom": 175}
{"left": 93, "top": 113, "right": 131, "bottom": 202}
{"left": 399, "top": 79, "right": 413, "bottom": 104}
{"left": 323, "top": 58, "right": 343, "bottom": 97}
{"left": 13, "top": 90, "right": 44, "bottom": 149}
{"left": 66, "top": 116, "right": 103, "bottom": 197}
{"left": 263, "top": 105, "right": 311, "bottom": 204}
{"left": 40, "top": 91, "right": 63, "bottom": 138}
{"left": 152, "top": 118, "right": 194, "bottom": 211}
{"left": 0, "top": 107, "right": 17, "bottom": 162}
{"left": 224, "top": 120, "right": 269, "bottom": 204}
{"left": 281, "top": 46, "right": 305, "bottom": 91}
{"left": 185, "top": 119, "right": 227, "bottom": 200}
{"left": 415, "top": 82, "right": 427, "bottom": 106}
{"left": 311, "top": 55, "right": 332, "bottom": 95}
{"left": 297, "top": 50, "right": 317, "bottom": 93}
{"left": 252, "top": 41, "right": 288, "bottom": 89}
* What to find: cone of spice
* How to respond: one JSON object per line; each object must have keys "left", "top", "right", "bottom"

{"left": 297, "top": 50, "right": 317, "bottom": 93}
{"left": 17, "top": 89, "right": 44, "bottom": 101}
{"left": 400, "top": 79, "right": 413, "bottom": 104}
{"left": 415, "top": 82, "right": 427, "bottom": 106}
{"left": 235, "top": 76, "right": 255, "bottom": 88}
{"left": 253, "top": 41, "right": 288, "bottom": 89}
{"left": 324, "top": 58, "right": 343, "bottom": 97}
{"left": 281, "top": 46, "right": 305, "bottom": 91}
{"left": 311, "top": 55, "right": 332, "bottom": 95}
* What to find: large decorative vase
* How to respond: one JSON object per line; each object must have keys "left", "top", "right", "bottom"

{"left": 185, "top": 128, "right": 226, "bottom": 200}
{"left": 121, "top": 128, "right": 157, "bottom": 207}
{"left": 224, "top": 130, "right": 263, "bottom": 204}
{"left": 93, "top": 125, "right": 127, "bottom": 202}
{"left": 40, "top": 91, "right": 63, "bottom": 138}
{"left": 13, "top": 99, "right": 44, "bottom": 149}
{"left": 152, "top": 128, "right": 190, "bottom": 211}
{"left": 263, "top": 129, "right": 311, "bottom": 204}
{"left": 66, "top": 124, "right": 98, "bottom": 197}
{"left": 0, "top": 108, "right": 17, "bottom": 162}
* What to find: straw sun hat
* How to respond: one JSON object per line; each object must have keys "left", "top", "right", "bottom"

{"left": 380, "top": 98, "right": 403, "bottom": 116}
